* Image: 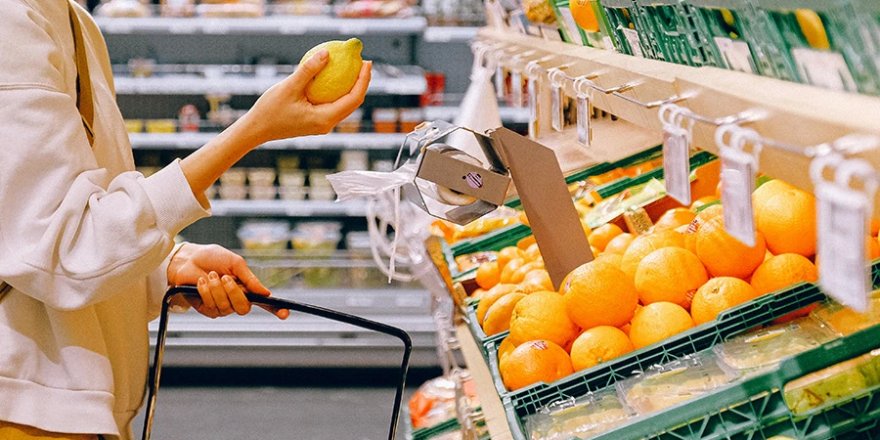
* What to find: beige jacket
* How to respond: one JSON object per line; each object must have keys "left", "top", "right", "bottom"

{"left": 0, "top": 1, "right": 209, "bottom": 437}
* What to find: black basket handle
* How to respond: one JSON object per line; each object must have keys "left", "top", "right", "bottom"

{"left": 142, "top": 285, "right": 413, "bottom": 440}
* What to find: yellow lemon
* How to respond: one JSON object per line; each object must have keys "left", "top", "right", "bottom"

{"left": 301, "top": 38, "right": 364, "bottom": 104}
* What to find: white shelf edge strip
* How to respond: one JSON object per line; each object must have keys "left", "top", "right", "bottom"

{"left": 209, "top": 199, "right": 366, "bottom": 217}
{"left": 114, "top": 74, "right": 427, "bottom": 96}
{"left": 129, "top": 132, "right": 407, "bottom": 150}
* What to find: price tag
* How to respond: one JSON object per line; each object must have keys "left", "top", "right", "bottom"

{"left": 621, "top": 28, "right": 644, "bottom": 58}
{"left": 603, "top": 36, "right": 616, "bottom": 52}
{"left": 719, "top": 147, "right": 758, "bottom": 246}
{"left": 816, "top": 183, "right": 870, "bottom": 311}
{"left": 557, "top": 7, "right": 584, "bottom": 46}
{"left": 527, "top": 76, "right": 539, "bottom": 139}
{"left": 511, "top": 71, "right": 523, "bottom": 108}
{"left": 551, "top": 81, "right": 564, "bottom": 132}
{"left": 662, "top": 128, "right": 692, "bottom": 206}
{"left": 576, "top": 91, "right": 592, "bottom": 147}
{"left": 713, "top": 37, "right": 756, "bottom": 73}
{"left": 791, "top": 48, "right": 858, "bottom": 92}
{"left": 495, "top": 65, "right": 506, "bottom": 100}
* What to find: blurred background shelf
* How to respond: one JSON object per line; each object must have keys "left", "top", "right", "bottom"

{"left": 208, "top": 200, "right": 366, "bottom": 217}
{"left": 129, "top": 132, "right": 408, "bottom": 150}
{"left": 95, "top": 15, "right": 429, "bottom": 36}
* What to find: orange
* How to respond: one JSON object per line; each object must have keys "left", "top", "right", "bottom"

{"left": 696, "top": 216, "right": 766, "bottom": 279}
{"left": 521, "top": 269, "right": 554, "bottom": 292}
{"left": 517, "top": 235, "right": 537, "bottom": 250}
{"left": 497, "top": 246, "right": 525, "bottom": 270}
{"left": 690, "top": 196, "right": 719, "bottom": 211}
{"left": 750, "top": 253, "right": 818, "bottom": 296}
{"left": 869, "top": 236, "right": 880, "bottom": 260}
{"left": 588, "top": 223, "right": 624, "bottom": 252}
{"left": 569, "top": 0, "right": 600, "bottom": 32}
{"left": 561, "top": 260, "right": 639, "bottom": 329}
{"left": 475, "top": 284, "right": 518, "bottom": 323}
{"left": 518, "top": 210, "right": 530, "bottom": 227}
{"left": 524, "top": 243, "right": 543, "bottom": 261}
{"left": 471, "top": 288, "right": 486, "bottom": 300}
{"left": 634, "top": 247, "right": 708, "bottom": 308}
{"left": 509, "top": 260, "right": 545, "bottom": 285}
{"left": 498, "top": 337, "right": 517, "bottom": 365}
{"left": 620, "top": 229, "right": 686, "bottom": 280}
{"left": 604, "top": 233, "right": 635, "bottom": 255}
{"left": 629, "top": 302, "right": 695, "bottom": 349}
{"left": 752, "top": 179, "right": 795, "bottom": 217}
{"left": 499, "top": 339, "right": 574, "bottom": 391}
{"left": 569, "top": 326, "right": 634, "bottom": 371}
{"left": 509, "top": 291, "right": 580, "bottom": 347}
{"left": 755, "top": 186, "right": 817, "bottom": 257}
{"left": 684, "top": 204, "right": 723, "bottom": 254}
{"left": 653, "top": 208, "right": 697, "bottom": 232}
{"left": 872, "top": 218, "right": 880, "bottom": 236}
{"left": 500, "top": 257, "right": 526, "bottom": 284}
{"left": 593, "top": 252, "right": 622, "bottom": 269}
{"left": 690, "top": 277, "right": 760, "bottom": 325}
{"left": 475, "top": 261, "right": 500, "bottom": 290}
{"left": 482, "top": 292, "right": 527, "bottom": 336}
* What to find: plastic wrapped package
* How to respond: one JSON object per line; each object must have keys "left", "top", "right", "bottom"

{"left": 525, "top": 388, "right": 633, "bottom": 440}
{"left": 454, "top": 251, "right": 496, "bottom": 274}
{"left": 197, "top": 0, "right": 265, "bottom": 17}
{"left": 95, "top": 0, "right": 151, "bottom": 17}
{"left": 714, "top": 317, "right": 837, "bottom": 377}
{"left": 409, "top": 374, "right": 477, "bottom": 430}
{"left": 784, "top": 348, "right": 880, "bottom": 416}
{"left": 617, "top": 352, "right": 736, "bottom": 415}
{"left": 812, "top": 292, "right": 880, "bottom": 336}
{"left": 236, "top": 220, "right": 290, "bottom": 251}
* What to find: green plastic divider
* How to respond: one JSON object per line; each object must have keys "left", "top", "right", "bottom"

{"left": 634, "top": 0, "right": 720, "bottom": 66}
{"left": 492, "top": 260, "right": 880, "bottom": 440}
{"left": 550, "top": 0, "right": 614, "bottom": 49}
{"left": 752, "top": 0, "right": 872, "bottom": 94}
{"left": 410, "top": 417, "right": 460, "bottom": 440}
{"left": 599, "top": 0, "right": 657, "bottom": 58}
{"left": 687, "top": 0, "right": 766, "bottom": 74}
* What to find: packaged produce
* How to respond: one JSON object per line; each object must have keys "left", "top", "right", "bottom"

{"left": 582, "top": 179, "right": 666, "bottom": 228}
{"left": 197, "top": 0, "right": 265, "bottom": 17}
{"left": 290, "top": 221, "right": 342, "bottom": 253}
{"left": 236, "top": 220, "right": 290, "bottom": 251}
{"left": 617, "top": 352, "right": 735, "bottom": 415}
{"left": 812, "top": 293, "right": 880, "bottom": 336}
{"left": 95, "top": 0, "right": 151, "bottom": 18}
{"left": 783, "top": 347, "right": 880, "bottom": 416}
{"left": 714, "top": 317, "right": 837, "bottom": 376}
{"left": 525, "top": 388, "right": 632, "bottom": 440}
{"left": 454, "top": 251, "right": 496, "bottom": 274}
{"left": 409, "top": 373, "right": 477, "bottom": 430}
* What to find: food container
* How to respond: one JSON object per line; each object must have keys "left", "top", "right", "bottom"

{"left": 220, "top": 168, "right": 247, "bottom": 186}
{"left": 783, "top": 347, "right": 880, "bottom": 416}
{"left": 248, "top": 185, "right": 277, "bottom": 200}
{"left": 617, "top": 351, "right": 735, "bottom": 415}
{"left": 218, "top": 184, "right": 247, "bottom": 200}
{"left": 278, "top": 185, "right": 308, "bottom": 201}
{"left": 309, "top": 186, "right": 336, "bottom": 201}
{"left": 236, "top": 220, "right": 290, "bottom": 251}
{"left": 339, "top": 151, "right": 369, "bottom": 171}
{"left": 335, "top": 109, "right": 363, "bottom": 133}
{"left": 372, "top": 160, "right": 395, "bottom": 173}
{"left": 276, "top": 155, "right": 301, "bottom": 171}
{"left": 812, "top": 293, "right": 880, "bottom": 336}
{"left": 308, "top": 169, "right": 334, "bottom": 188}
{"left": 372, "top": 108, "right": 399, "bottom": 133}
{"left": 278, "top": 169, "right": 306, "bottom": 187}
{"left": 145, "top": 119, "right": 177, "bottom": 134}
{"left": 399, "top": 108, "right": 425, "bottom": 133}
{"left": 292, "top": 222, "right": 344, "bottom": 287}
{"left": 247, "top": 167, "right": 276, "bottom": 187}
{"left": 526, "top": 388, "right": 633, "bottom": 440}
{"left": 125, "top": 119, "right": 144, "bottom": 133}
{"left": 714, "top": 316, "right": 837, "bottom": 377}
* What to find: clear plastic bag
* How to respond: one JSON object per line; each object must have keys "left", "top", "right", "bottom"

{"left": 525, "top": 388, "right": 633, "bottom": 440}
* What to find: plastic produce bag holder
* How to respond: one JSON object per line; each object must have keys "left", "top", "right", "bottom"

{"left": 141, "top": 285, "right": 413, "bottom": 440}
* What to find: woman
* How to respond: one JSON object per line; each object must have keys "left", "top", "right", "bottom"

{"left": 0, "top": 1, "right": 372, "bottom": 438}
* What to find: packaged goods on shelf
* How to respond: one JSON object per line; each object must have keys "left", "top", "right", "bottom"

{"left": 524, "top": 388, "right": 632, "bottom": 440}
{"left": 600, "top": 0, "right": 654, "bottom": 57}
{"left": 197, "top": 0, "right": 265, "bottom": 17}
{"left": 783, "top": 346, "right": 880, "bottom": 416}
{"left": 95, "top": 0, "right": 151, "bottom": 18}
{"left": 237, "top": 220, "right": 291, "bottom": 251}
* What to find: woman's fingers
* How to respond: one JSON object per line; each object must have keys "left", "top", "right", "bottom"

{"left": 196, "top": 276, "right": 219, "bottom": 318}
{"left": 222, "top": 275, "right": 252, "bottom": 315}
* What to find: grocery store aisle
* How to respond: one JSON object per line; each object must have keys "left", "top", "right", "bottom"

{"left": 132, "top": 368, "right": 433, "bottom": 440}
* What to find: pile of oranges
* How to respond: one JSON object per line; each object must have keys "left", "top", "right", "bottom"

{"left": 470, "top": 178, "right": 880, "bottom": 392}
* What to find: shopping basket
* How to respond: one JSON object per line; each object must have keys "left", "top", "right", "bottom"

{"left": 140, "top": 285, "right": 413, "bottom": 440}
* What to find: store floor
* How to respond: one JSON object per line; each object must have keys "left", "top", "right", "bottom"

{"left": 133, "top": 367, "right": 439, "bottom": 440}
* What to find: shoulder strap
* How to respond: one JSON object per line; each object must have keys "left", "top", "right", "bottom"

{"left": 68, "top": 1, "right": 96, "bottom": 147}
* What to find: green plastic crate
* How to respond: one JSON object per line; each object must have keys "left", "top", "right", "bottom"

{"left": 550, "top": 0, "right": 615, "bottom": 49}
{"left": 410, "top": 417, "right": 460, "bottom": 440}
{"left": 845, "top": 0, "right": 880, "bottom": 95}
{"left": 634, "top": 0, "right": 720, "bottom": 66}
{"left": 687, "top": 0, "right": 767, "bottom": 74}
{"left": 491, "top": 282, "right": 826, "bottom": 411}
{"left": 588, "top": 323, "right": 880, "bottom": 440}
{"left": 754, "top": 0, "right": 867, "bottom": 94}
{"left": 465, "top": 300, "right": 510, "bottom": 363}
{"left": 599, "top": 0, "right": 657, "bottom": 58}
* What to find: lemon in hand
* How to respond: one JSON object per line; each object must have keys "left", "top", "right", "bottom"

{"left": 301, "top": 38, "right": 364, "bottom": 104}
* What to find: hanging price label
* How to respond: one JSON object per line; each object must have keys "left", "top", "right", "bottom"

{"left": 576, "top": 92, "right": 591, "bottom": 147}
{"left": 551, "top": 82, "right": 564, "bottom": 132}
{"left": 527, "top": 76, "right": 539, "bottom": 139}
{"left": 663, "top": 130, "right": 692, "bottom": 206}
{"left": 813, "top": 155, "right": 877, "bottom": 312}
{"left": 495, "top": 65, "right": 505, "bottom": 100}
{"left": 511, "top": 71, "right": 523, "bottom": 108}
{"left": 719, "top": 146, "right": 758, "bottom": 246}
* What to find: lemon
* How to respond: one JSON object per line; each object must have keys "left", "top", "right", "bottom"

{"left": 301, "top": 38, "right": 364, "bottom": 104}
{"left": 795, "top": 9, "right": 830, "bottom": 50}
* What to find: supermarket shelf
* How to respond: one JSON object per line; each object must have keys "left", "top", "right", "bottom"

{"left": 129, "top": 132, "right": 406, "bottom": 150}
{"left": 423, "top": 105, "right": 531, "bottom": 124}
{"left": 149, "top": 288, "right": 439, "bottom": 368}
{"left": 209, "top": 199, "right": 365, "bottom": 217}
{"left": 95, "top": 15, "right": 428, "bottom": 36}
{"left": 478, "top": 28, "right": 880, "bottom": 214}
{"left": 114, "top": 67, "right": 427, "bottom": 96}
{"left": 422, "top": 26, "right": 480, "bottom": 43}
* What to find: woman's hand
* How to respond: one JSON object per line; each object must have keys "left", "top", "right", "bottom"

{"left": 166, "top": 243, "right": 289, "bottom": 319}
{"left": 238, "top": 50, "right": 373, "bottom": 144}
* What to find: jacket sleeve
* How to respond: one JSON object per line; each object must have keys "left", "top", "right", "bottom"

{"left": 0, "top": 3, "right": 209, "bottom": 311}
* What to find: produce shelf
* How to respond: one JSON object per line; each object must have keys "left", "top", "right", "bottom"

{"left": 95, "top": 16, "right": 428, "bottom": 36}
